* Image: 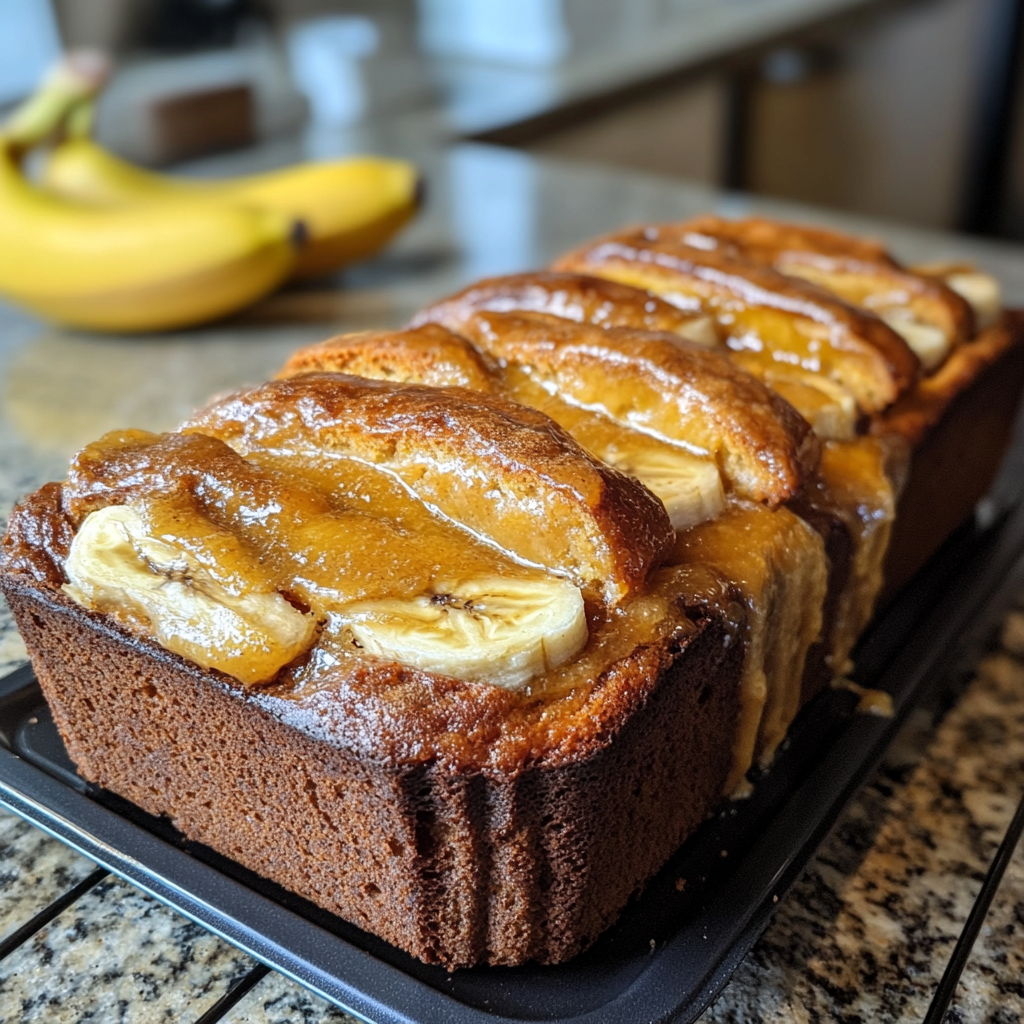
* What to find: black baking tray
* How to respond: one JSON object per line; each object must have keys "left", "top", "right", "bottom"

{"left": 2, "top": 502, "right": 1024, "bottom": 1024}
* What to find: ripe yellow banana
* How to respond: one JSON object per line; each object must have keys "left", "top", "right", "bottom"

{"left": 0, "top": 138, "right": 297, "bottom": 332}
{"left": 43, "top": 136, "right": 421, "bottom": 280}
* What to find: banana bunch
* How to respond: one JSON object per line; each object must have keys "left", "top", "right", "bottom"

{"left": 0, "top": 57, "right": 420, "bottom": 332}
{"left": 0, "top": 140, "right": 299, "bottom": 332}
{"left": 42, "top": 138, "right": 421, "bottom": 282}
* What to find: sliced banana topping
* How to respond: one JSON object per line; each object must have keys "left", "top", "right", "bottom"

{"left": 603, "top": 448, "right": 724, "bottom": 531}
{"left": 881, "top": 313, "right": 950, "bottom": 371}
{"left": 339, "top": 576, "right": 588, "bottom": 690}
{"left": 946, "top": 271, "right": 1001, "bottom": 332}
{"left": 676, "top": 315, "right": 719, "bottom": 348}
{"left": 62, "top": 505, "right": 314, "bottom": 686}
{"left": 758, "top": 369, "right": 857, "bottom": 441}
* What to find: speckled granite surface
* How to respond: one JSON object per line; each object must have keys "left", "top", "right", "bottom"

{"left": 3, "top": 146, "right": 1024, "bottom": 1022}
{"left": 703, "top": 623, "right": 1024, "bottom": 1024}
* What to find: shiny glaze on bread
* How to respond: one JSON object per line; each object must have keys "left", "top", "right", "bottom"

{"left": 554, "top": 224, "right": 920, "bottom": 412}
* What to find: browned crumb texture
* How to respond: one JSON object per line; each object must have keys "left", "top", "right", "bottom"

{"left": 2, "top": 575, "right": 742, "bottom": 968}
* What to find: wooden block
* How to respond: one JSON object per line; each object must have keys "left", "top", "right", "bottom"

{"left": 146, "top": 83, "right": 254, "bottom": 165}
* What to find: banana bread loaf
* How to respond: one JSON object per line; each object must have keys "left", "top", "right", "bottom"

{"left": 3, "top": 214, "right": 1023, "bottom": 972}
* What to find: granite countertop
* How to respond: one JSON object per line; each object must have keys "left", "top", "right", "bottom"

{"left": 3, "top": 144, "right": 1024, "bottom": 1021}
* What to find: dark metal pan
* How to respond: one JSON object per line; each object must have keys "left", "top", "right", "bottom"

{"left": 0, "top": 502, "right": 1022, "bottom": 1024}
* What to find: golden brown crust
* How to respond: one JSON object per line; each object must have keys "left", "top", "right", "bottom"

{"left": 678, "top": 215, "right": 975, "bottom": 348}
{"left": 553, "top": 225, "right": 920, "bottom": 412}
{"left": 185, "top": 372, "right": 674, "bottom": 602}
{"left": 411, "top": 270, "right": 714, "bottom": 339}
{"left": 277, "top": 323, "right": 497, "bottom": 391}
{"left": 0, "top": 483, "right": 74, "bottom": 585}
{"left": 458, "top": 309, "right": 819, "bottom": 507}
{"left": 875, "top": 314, "right": 1024, "bottom": 446}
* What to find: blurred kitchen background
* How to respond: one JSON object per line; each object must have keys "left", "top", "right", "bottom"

{"left": 3, "top": 0, "right": 1024, "bottom": 238}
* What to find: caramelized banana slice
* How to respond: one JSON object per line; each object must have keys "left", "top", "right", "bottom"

{"left": 945, "top": 272, "right": 1000, "bottom": 331}
{"left": 63, "top": 504, "right": 314, "bottom": 685}
{"left": 187, "top": 373, "right": 674, "bottom": 604}
{"left": 458, "top": 310, "right": 819, "bottom": 506}
{"left": 678, "top": 216, "right": 974, "bottom": 369}
{"left": 554, "top": 225, "right": 919, "bottom": 412}
{"left": 415, "top": 270, "right": 854, "bottom": 440}
{"left": 911, "top": 261, "right": 1003, "bottom": 332}
{"left": 342, "top": 575, "right": 587, "bottom": 690}
{"left": 757, "top": 369, "right": 857, "bottom": 441}
{"left": 412, "top": 270, "right": 719, "bottom": 347}
{"left": 278, "top": 323, "right": 497, "bottom": 390}
{"left": 280, "top": 327, "right": 729, "bottom": 532}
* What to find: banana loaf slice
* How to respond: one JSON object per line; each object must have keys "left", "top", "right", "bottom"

{"left": 1, "top": 374, "right": 747, "bottom": 969}
{"left": 279, "top": 316, "right": 828, "bottom": 790}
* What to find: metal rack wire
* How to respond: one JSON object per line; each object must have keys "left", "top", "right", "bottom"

{"left": 923, "top": 784, "right": 1024, "bottom": 1023}
{"left": 0, "top": 866, "right": 273, "bottom": 1023}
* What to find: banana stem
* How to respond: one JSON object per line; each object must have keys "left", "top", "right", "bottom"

{"left": 64, "top": 100, "right": 97, "bottom": 140}
{"left": 2, "top": 52, "right": 108, "bottom": 152}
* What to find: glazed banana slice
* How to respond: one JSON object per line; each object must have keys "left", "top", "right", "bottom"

{"left": 756, "top": 369, "right": 857, "bottom": 441}
{"left": 945, "top": 271, "right": 1001, "bottom": 331}
{"left": 911, "top": 264, "right": 1003, "bottom": 333}
{"left": 339, "top": 576, "right": 587, "bottom": 690}
{"left": 879, "top": 314, "right": 949, "bottom": 371}
{"left": 610, "top": 449, "right": 724, "bottom": 531}
{"left": 62, "top": 504, "right": 314, "bottom": 686}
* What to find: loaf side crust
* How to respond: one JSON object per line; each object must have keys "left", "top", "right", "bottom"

{"left": 880, "top": 314, "right": 1024, "bottom": 596}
